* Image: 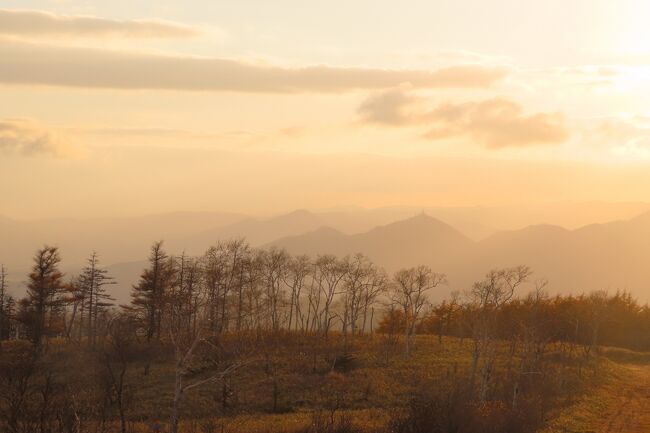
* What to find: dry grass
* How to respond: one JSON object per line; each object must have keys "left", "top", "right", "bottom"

{"left": 108, "top": 335, "right": 604, "bottom": 432}
{"left": 539, "top": 357, "right": 650, "bottom": 433}
{"left": 121, "top": 409, "right": 388, "bottom": 433}
{"left": 5, "top": 335, "right": 632, "bottom": 433}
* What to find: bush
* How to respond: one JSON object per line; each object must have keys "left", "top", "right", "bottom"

{"left": 388, "top": 374, "right": 546, "bottom": 433}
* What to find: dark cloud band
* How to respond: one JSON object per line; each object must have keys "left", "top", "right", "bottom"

{"left": 0, "top": 40, "right": 506, "bottom": 93}
{"left": 0, "top": 9, "right": 197, "bottom": 38}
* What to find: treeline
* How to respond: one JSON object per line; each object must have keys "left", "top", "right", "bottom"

{"left": 4, "top": 241, "right": 649, "bottom": 353}
{"left": 1, "top": 240, "right": 650, "bottom": 433}
{"left": 381, "top": 286, "right": 650, "bottom": 352}
{"left": 1, "top": 241, "right": 393, "bottom": 348}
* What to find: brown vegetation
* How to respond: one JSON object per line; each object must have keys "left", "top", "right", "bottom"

{"left": 1, "top": 241, "right": 649, "bottom": 432}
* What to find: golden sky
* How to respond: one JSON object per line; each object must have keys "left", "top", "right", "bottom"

{"left": 1, "top": 0, "right": 650, "bottom": 218}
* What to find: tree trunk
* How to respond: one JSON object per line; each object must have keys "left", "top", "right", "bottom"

{"left": 404, "top": 330, "right": 411, "bottom": 358}
{"left": 117, "top": 369, "right": 127, "bottom": 433}
{"left": 170, "top": 370, "right": 182, "bottom": 433}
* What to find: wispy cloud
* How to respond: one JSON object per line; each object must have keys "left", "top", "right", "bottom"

{"left": 0, "top": 118, "right": 73, "bottom": 157}
{"left": 358, "top": 88, "right": 569, "bottom": 149}
{"left": 0, "top": 9, "right": 198, "bottom": 38}
{"left": 583, "top": 115, "right": 650, "bottom": 158}
{"left": 0, "top": 39, "right": 506, "bottom": 93}
{"left": 422, "top": 98, "right": 569, "bottom": 149}
{"left": 71, "top": 124, "right": 310, "bottom": 153}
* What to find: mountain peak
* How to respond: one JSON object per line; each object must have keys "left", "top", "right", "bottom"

{"left": 629, "top": 210, "right": 650, "bottom": 223}
{"left": 362, "top": 213, "right": 472, "bottom": 245}
{"left": 284, "top": 208, "right": 314, "bottom": 217}
{"left": 271, "top": 209, "right": 318, "bottom": 221}
{"left": 407, "top": 211, "right": 435, "bottom": 221}
{"left": 385, "top": 212, "right": 460, "bottom": 229}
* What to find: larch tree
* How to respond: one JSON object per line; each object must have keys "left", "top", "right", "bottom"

{"left": 202, "top": 244, "right": 227, "bottom": 333}
{"left": 22, "top": 246, "right": 65, "bottom": 346}
{"left": 78, "top": 252, "right": 115, "bottom": 347}
{"left": 0, "top": 265, "right": 10, "bottom": 340}
{"left": 130, "top": 241, "right": 175, "bottom": 341}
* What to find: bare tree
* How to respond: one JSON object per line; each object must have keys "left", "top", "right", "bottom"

{"left": 315, "top": 255, "right": 347, "bottom": 336}
{"left": 467, "top": 265, "right": 531, "bottom": 403}
{"left": 584, "top": 290, "right": 609, "bottom": 358}
{"left": 260, "top": 248, "right": 290, "bottom": 332}
{"left": 512, "top": 279, "right": 549, "bottom": 408}
{"left": 360, "top": 267, "right": 387, "bottom": 335}
{"left": 101, "top": 315, "right": 137, "bottom": 433}
{"left": 340, "top": 254, "right": 385, "bottom": 348}
{"left": 285, "top": 255, "right": 311, "bottom": 332}
{"left": 390, "top": 266, "right": 446, "bottom": 358}
{"left": 168, "top": 314, "right": 252, "bottom": 433}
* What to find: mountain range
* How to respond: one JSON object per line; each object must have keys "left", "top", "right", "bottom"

{"left": 270, "top": 212, "right": 650, "bottom": 302}
{"left": 3, "top": 202, "right": 650, "bottom": 303}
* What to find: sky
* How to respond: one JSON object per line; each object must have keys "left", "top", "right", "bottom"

{"left": 1, "top": 0, "right": 650, "bottom": 218}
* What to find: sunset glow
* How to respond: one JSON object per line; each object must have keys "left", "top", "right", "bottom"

{"left": 0, "top": 0, "right": 649, "bottom": 219}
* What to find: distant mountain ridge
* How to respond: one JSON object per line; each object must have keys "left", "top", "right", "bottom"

{"left": 178, "top": 209, "right": 327, "bottom": 252}
{"left": 271, "top": 211, "right": 650, "bottom": 302}
{"left": 5, "top": 205, "right": 650, "bottom": 303}
{"left": 269, "top": 213, "right": 473, "bottom": 269}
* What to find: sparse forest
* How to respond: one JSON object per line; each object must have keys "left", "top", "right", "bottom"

{"left": 5, "top": 0, "right": 650, "bottom": 432}
{"left": 2, "top": 241, "right": 650, "bottom": 433}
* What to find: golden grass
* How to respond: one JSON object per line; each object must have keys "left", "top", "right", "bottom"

{"left": 14, "top": 335, "right": 642, "bottom": 433}
{"left": 123, "top": 409, "right": 389, "bottom": 433}
{"left": 539, "top": 358, "right": 650, "bottom": 433}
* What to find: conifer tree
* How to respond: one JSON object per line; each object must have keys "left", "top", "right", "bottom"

{"left": 78, "top": 251, "right": 115, "bottom": 346}
{"left": 21, "top": 246, "right": 65, "bottom": 345}
{"left": 131, "top": 241, "right": 175, "bottom": 341}
{"left": 0, "top": 265, "right": 9, "bottom": 340}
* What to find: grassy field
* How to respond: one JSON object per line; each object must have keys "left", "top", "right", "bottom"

{"left": 78, "top": 334, "right": 611, "bottom": 433}
{"left": 7, "top": 333, "right": 642, "bottom": 433}
{"left": 539, "top": 348, "right": 650, "bottom": 433}
{"left": 113, "top": 334, "right": 479, "bottom": 421}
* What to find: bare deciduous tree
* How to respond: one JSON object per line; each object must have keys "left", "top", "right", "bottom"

{"left": 467, "top": 265, "right": 532, "bottom": 403}
{"left": 390, "top": 266, "right": 446, "bottom": 358}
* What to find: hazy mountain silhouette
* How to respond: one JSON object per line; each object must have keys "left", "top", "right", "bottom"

{"left": 3, "top": 202, "right": 646, "bottom": 271}
{"left": 0, "top": 212, "right": 246, "bottom": 271}
{"left": 5, "top": 204, "right": 650, "bottom": 303}
{"left": 271, "top": 211, "right": 650, "bottom": 301}
{"left": 270, "top": 213, "right": 473, "bottom": 270}
{"left": 472, "top": 211, "right": 650, "bottom": 297}
{"left": 177, "top": 209, "right": 327, "bottom": 252}
{"left": 108, "top": 214, "right": 474, "bottom": 303}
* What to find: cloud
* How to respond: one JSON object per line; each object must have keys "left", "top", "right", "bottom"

{"left": 357, "top": 85, "right": 421, "bottom": 125}
{"left": 584, "top": 116, "right": 650, "bottom": 157}
{"left": 0, "top": 39, "right": 506, "bottom": 93}
{"left": 591, "top": 117, "right": 650, "bottom": 145}
{"left": 0, "top": 119, "right": 71, "bottom": 157}
{"left": 358, "top": 88, "right": 569, "bottom": 148}
{"left": 423, "top": 98, "right": 569, "bottom": 148}
{"left": 0, "top": 9, "right": 197, "bottom": 38}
